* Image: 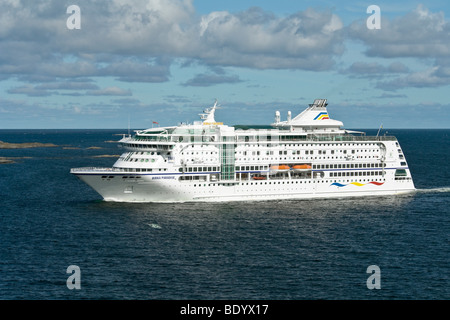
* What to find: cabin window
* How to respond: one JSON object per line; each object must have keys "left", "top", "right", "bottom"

{"left": 395, "top": 169, "right": 407, "bottom": 177}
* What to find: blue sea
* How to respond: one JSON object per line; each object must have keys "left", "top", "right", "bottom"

{"left": 0, "top": 129, "right": 448, "bottom": 300}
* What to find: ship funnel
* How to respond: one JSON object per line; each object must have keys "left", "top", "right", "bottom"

{"left": 275, "top": 111, "right": 280, "bottom": 124}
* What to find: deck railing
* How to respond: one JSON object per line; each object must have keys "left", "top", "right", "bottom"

{"left": 70, "top": 167, "right": 119, "bottom": 173}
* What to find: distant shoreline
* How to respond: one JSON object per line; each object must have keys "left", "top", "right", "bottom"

{"left": 0, "top": 141, "right": 58, "bottom": 149}
{"left": 0, "top": 156, "right": 32, "bottom": 164}
{"left": 0, "top": 157, "right": 14, "bottom": 164}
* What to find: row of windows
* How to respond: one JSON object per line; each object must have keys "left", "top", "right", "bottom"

{"left": 119, "top": 151, "right": 161, "bottom": 163}
{"left": 182, "top": 151, "right": 217, "bottom": 155}
{"left": 178, "top": 164, "right": 382, "bottom": 172}
{"left": 179, "top": 166, "right": 220, "bottom": 172}
{"left": 125, "top": 143, "right": 172, "bottom": 150}
{"left": 190, "top": 178, "right": 386, "bottom": 187}
{"left": 156, "top": 141, "right": 381, "bottom": 148}
{"left": 105, "top": 173, "right": 389, "bottom": 184}
{"left": 236, "top": 156, "right": 380, "bottom": 162}
{"left": 180, "top": 176, "right": 208, "bottom": 181}
{"left": 329, "top": 171, "right": 383, "bottom": 177}
{"left": 395, "top": 177, "right": 412, "bottom": 181}
{"left": 237, "top": 142, "right": 380, "bottom": 148}
{"left": 314, "top": 163, "right": 381, "bottom": 169}
{"left": 126, "top": 142, "right": 385, "bottom": 154}
{"left": 234, "top": 163, "right": 382, "bottom": 171}
{"left": 123, "top": 158, "right": 157, "bottom": 163}
{"left": 133, "top": 151, "right": 159, "bottom": 155}
{"left": 238, "top": 148, "right": 379, "bottom": 156}
{"left": 180, "top": 147, "right": 380, "bottom": 157}
{"left": 184, "top": 158, "right": 217, "bottom": 163}
{"left": 129, "top": 162, "right": 385, "bottom": 174}
{"left": 116, "top": 168, "right": 168, "bottom": 172}
{"left": 236, "top": 165, "right": 268, "bottom": 171}
{"left": 278, "top": 142, "right": 380, "bottom": 147}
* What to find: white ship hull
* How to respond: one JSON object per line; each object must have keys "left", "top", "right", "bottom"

{"left": 72, "top": 170, "right": 415, "bottom": 203}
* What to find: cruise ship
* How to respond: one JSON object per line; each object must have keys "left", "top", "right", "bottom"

{"left": 70, "top": 99, "right": 415, "bottom": 202}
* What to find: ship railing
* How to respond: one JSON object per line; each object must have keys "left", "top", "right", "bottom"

{"left": 124, "top": 135, "right": 397, "bottom": 143}
{"left": 287, "top": 135, "right": 398, "bottom": 142}
{"left": 119, "top": 134, "right": 176, "bottom": 143}
{"left": 70, "top": 167, "right": 123, "bottom": 173}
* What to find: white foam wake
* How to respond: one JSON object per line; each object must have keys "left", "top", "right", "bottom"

{"left": 416, "top": 187, "right": 450, "bottom": 193}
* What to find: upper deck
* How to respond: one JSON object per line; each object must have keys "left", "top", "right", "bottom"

{"left": 117, "top": 98, "right": 397, "bottom": 151}
{"left": 119, "top": 129, "right": 397, "bottom": 145}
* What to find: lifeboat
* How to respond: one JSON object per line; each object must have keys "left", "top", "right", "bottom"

{"left": 270, "top": 165, "right": 290, "bottom": 173}
{"left": 292, "top": 164, "right": 312, "bottom": 172}
{"left": 253, "top": 176, "right": 267, "bottom": 180}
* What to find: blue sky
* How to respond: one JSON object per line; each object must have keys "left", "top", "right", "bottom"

{"left": 0, "top": 0, "right": 449, "bottom": 129}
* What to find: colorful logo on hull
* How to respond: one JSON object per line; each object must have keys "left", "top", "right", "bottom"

{"left": 330, "top": 181, "right": 384, "bottom": 187}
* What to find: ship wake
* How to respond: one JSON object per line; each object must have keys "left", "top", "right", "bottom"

{"left": 416, "top": 187, "right": 450, "bottom": 194}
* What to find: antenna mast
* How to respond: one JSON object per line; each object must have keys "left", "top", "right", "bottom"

{"left": 128, "top": 114, "right": 130, "bottom": 136}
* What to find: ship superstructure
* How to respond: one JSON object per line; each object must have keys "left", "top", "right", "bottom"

{"left": 71, "top": 99, "right": 415, "bottom": 202}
